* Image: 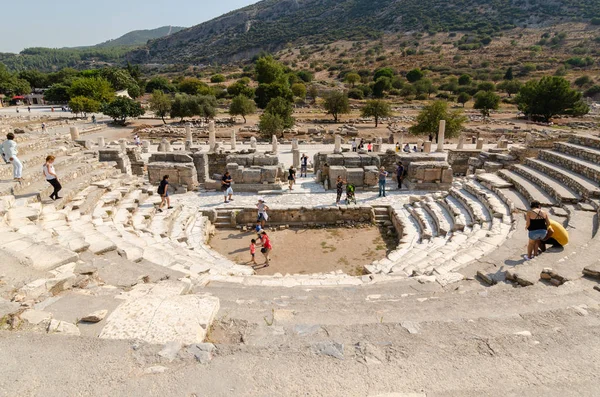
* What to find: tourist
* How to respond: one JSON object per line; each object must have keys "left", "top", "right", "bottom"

{"left": 157, "top": 175, "right": 173, "bottom": 212}
{"left": 346, "top": 182, "right": 357, "bottom": 205}
{"left": 41, "top": 122, "right": 46, "bottom": 133}
{"left": 256, "top": 198, "right": 269, "bottom": 228}
{"left": 27, "top": 106, "right": 31, "bottom": 113}
{"left": 367, "top": 142, "right": 372, "bottom": 152}
{"left": 1, "top": 133, "right": 23, "bottom": 182}
{"left": 412, "top": 145, "right": 418, "bottom": 152}
{"left": 525, "top": 200, "right": 550, "bottom": 260}
{"left": 428, "top": 133, "right": 433, "bottom": 142}
{"left": 288, "top": 165, "right": 296, "bottom": 190}
{"left": 255, "top": 220, "right": 264, "bottom": 236}
{"left": 351, "top": 139, "right": 357, "bottom": 152}
{"left": 222, "top": 171, "right": 234, "bottom": 203}
{"left": 134, "top": 134, "right": 141, "bottom": 146}
{"left": 396, "top": 161, "right": 405, "bottom": 190}
{"left": 335, "top": 175, "right": 346, "bottom": 205}
{"left": 249, "top": 239, "right": 257, "bottom": 265}
{"left": 378, "top": 167, "right": 388, "bottom": 198}
{"left": 359, "top": 141, "right": 365, "bottom": 151}
{"left": 43, "top": 155, "right": 62, "bottom": 200}
{"left": 257, "top": 230, "right": 272, "bottom": 266}
{"left": 300, "top": 154, "right": 308, "bottom": 177}
{"left": 540, "top": 218, "right": 569, "bottom": 252}
{"left": 395, "top": 143, "right": 401, "bottom": 152}
{"left": 403, "top": 143, "right": 411, "bottom": 153}
{"left": 92, "top": 115, "right": 96, "bottom": 125}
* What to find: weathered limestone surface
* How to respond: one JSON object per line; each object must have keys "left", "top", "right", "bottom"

{"left": 99, "top": 295, "right": 220, "bottom": 345}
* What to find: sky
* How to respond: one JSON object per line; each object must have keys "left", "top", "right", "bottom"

{"left": 0, "top": 0, "right": 258, "bottom": 53}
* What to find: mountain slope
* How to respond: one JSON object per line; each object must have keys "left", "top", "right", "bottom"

{"left": 128, "top": 0, "right": 599, "bottom": 64}
{"left": 92, "top": 26, "right": 186, "bottom": 48}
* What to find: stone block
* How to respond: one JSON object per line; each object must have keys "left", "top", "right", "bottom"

{"left": 325, "top": 154, "right": 345, "bottom": 166}
{"left": 99, "top": 295, "right": 220, "bottom": 345}
{"left": 364, "top": 166, "right": 379, "bottom": 186}
{"left": 261, "top": 166, "right": 279, "bottom": 183}
{"left": 346, "top": 168, "right": 365, "bottom": 187}
{"left": 328, "top": 166, "right": 347, "bottom": 188}
{"left": 242, "top": 168, "right": 262, "bottom": 184}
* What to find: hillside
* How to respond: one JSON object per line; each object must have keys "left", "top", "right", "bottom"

{"left": 0, "top": 26, "right": 186, "bottom": 72}
{"left": 128, "top": 0, "right": 600, "bottom": 64}
{"left": 92, "top": 26, "right": 186, "bottom": 48}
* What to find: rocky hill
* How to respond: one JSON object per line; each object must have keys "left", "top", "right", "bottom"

{"left": 128, "top": 0, "right": 599, "bottom": 64}
{"left": 91, "top": 26, "right": 186, "bottom": 48}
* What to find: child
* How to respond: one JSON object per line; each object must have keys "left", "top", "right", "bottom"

{"left": 255, "top": 220, "right": 264, "bottom": 236}
{"left": 157, "top": 175, "right": 173, "bottom": 212}
{"left": 250, "top": 239, "right": 257, "bottom": 265}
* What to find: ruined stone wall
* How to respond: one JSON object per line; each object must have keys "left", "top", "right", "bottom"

{"left": 99, "top": 149, "right": 132, "bottom": 175}
{"left": 405, "top": 161, "right": 453, "bottom": 191}
{"left": 233, "top": 206, "right": 375, "bottom": 225}
{"left": 447, "top": 149, "right": 482, "bottom": 176}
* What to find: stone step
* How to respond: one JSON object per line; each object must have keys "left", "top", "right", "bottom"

{"left": 498, "top": 188, "right": 530, "bottom": 212}
{"left": 0, "top": 232, "right": 78, "bottom": 271}
{"left": 526, "top": 158, "right": 600, "bottom": 199}
{"left": 498, "top": 169, "right": 557, "bottom": 207}
{"left": 405, "top": 204, "right": 434, "bottom": 239}
{"left": 512, "top": 164, "right": 581, "bottom": 203}
{"left": 465, "top": 180, "right": 512, "bottom": 221}
{"left": 555, "top": 142, "right": 600, "bottom": 165}
{"left": 423, "top": 200, "right": 455, "bottom": 235}
{"left": 539, "top": 150, "right": 600, "bottom": 186}
{"left": 475, "top": 172, "right": 513, "bottom": 189}
{"left": 569, "top": 134, "right": 600, "bottom": 151}
{"left": 442, "top": 195, "right": 472, "bottom": 229}
{"left": 449, "top": 188, "right": 490, "bottom": 224}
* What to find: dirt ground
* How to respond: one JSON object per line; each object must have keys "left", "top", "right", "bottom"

{"left": 208, "top": 226, "right": 395, "bottom": 276}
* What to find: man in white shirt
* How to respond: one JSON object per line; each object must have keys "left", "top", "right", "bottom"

{"left": 1, "top": 133, "right": 23, "bottom": 181}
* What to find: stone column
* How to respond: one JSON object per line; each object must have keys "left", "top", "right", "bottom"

{"left": 292, "top": 138, "right": 299, "bottom": 151}
{"left": 375, "top": 137, "right": 383, "bottom": 153}
{"left": 272, "top": 135, "right": 278, "bottom": 154}
{"left": 186, "top": 123, "right": 193, "bottom": 147}
{"left": 334, "top": 135, "right": 342, "bottom": 154}
{"left": 142, "top": 140, "right": 150, "bottom": 154}
{"left": 69, "top": 127, "right": 79, "bottom": 140}
{"left": 231, "top": 129, "right": 237, "bottom": 150}
{"left": 250, "top": 136, "right": 257, "bottom": 149}
{"left": 208, "top": 121, "right": 216, "bottom": 152}
{"left": 476, "top": 138, "right": 484, "bottom": 150}
{"left": 292, "top": 149, "right": 300, "bottom": 168}
{"left": 423, "top": 141, "right": 432, "bottom": 153}
{"left": 97, "top": 136, "right": 105, "bottom": 148}
{"left": 436, "top": 120, "right": 446, "bottom": 153}
{"left": 119, "top": 139, "right": 127, "bottom": 153}
{"left": 457, "top": 136, "right": 465, "bottom": 150}
{"left": 159, "top": 138, "right": 167, "bottom": 152}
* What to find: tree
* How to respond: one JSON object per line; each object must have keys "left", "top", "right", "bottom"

{"left": 322, "top": 91, "right": 350, "bottom": 122}
{"left": 210, "top": 74, "right": 226, "bottom": 83}
{"left": 18, "top": 70, "right": 49, "bottom": 89}
{"left": 259, "top": 113, "right": 284, "bottom": 139}
{"left": 473, "top": 91, "right": 501, "bottom": 118}
{"left": 477, "top": 81, "right": 496, "bottom": 92}
{"left": 374, "top": 67, "right": 394, "bottom": 81}
{"left": 497, "top": 80, "right": 522, "bottom": 97}
{"left": 264, "top": 97, "right": 294, "bottom": 128}
{"left": 414, "top": 79, "right": 437, "bottom": 98}
{"left": 255, "top": 56, "right": 285, "bottom": 84}
{"left": 229, "top": 95, "right": 256, "bottom": 123}
{"left": 457, "top": 92, "right": 471, "bottom": 107}
{"left": 171, "top": 94, "right": 196, "bottom": 121}
{"left": 68, "top": 77, "right": 114, "bottom": 102}
{"left": 409, "top": 100, "right": 467, "bottom": 140}
{"left": 406, "top": 68, "right": 424, "bottom": 83}
{"left": 149, "top": 90, "right": 172, "bottom": 124}
{"left": 69, "top": 96, "right": 100, "bottom": 117}
{"left": 146, "top": 76, "right": 175, "bottom": 93}
{"left": 44, "top": 84, "right": 71, "bottom": 103}
{"left": 361, "top": 100, "right": 392, "bottom": 127}
{"left": 254, "top": 82, "right": 293, "bottom": 109}
{"left": 0, "top": 64, "right": 31, "bottom": 96}
{"left": 99, "top": 68, "right": 140, "bottom": 97}
{"left": 516, "top": 76, "right": 590, "bottom": 121}
{"left": 296, "top": 70, "right": 314, "bottom": 83}
{"left": 458, "top": 74, "right": 472, "bottom": 86}
{"left": 227, "top": 80, "right": 254, "bottom": 98}
{"left": 179, "top": 78, "right": 211, "bottom": 96}
{"left": 574, "top": 75, "right": 593, "bottom": 87}
{"left": 291, "top": 83, "right": 307, "bottom": 99}
{"left": 372, "top": 77, "right": 392, "bottom": 98}
{"left": 196, "top": 95, "right": 218, "bottom": 121}
{"left": 344, "top": 73, "right": 361, "bottom": 87}
{"left": 307, "top": 85, "right": 318, "bottom": 103}
{"left": 504, "top": 67, "right": 514, "bottom": 81}
{"left": 102, "top": 97, "right": 145, "bottom": 124}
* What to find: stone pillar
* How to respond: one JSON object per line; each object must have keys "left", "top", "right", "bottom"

{"left": 231, "top": 129, "right": 237, "bottom": 150}
{"left": 97, "top": 136, "right": 105, "bottom": 148}
{"left": 142, "top": 140, "right": 150, "bottom": 154}
{"left": 436, "top": 120, "right": 446, "bottom": 153}
{"left": 250, "top": 136, "right": 257, "bottom": 149}
{"left": 158, "top": 138, "right": 167, "bottom": 152}
{"left": 375, "top": 137, "right": 383, "bottom": 153}
{"left": 476, "top": 138, "right": 484, "bottom": 150}
{"left": 457, "top": 136, "right": 465, "bottom": 150}
{"left": 417, "top": 139, "right": 424, "bottom": 152}
{"left": 119, "top": 139, "right": 127, "bottom": 153}
{"left": 292, "top": 138, "right": 299, "bottom": 151}
{"left": 69, "top": 127, "right": 79, "bottom": 140}
{"left": 423, "top": 141, "right": 432, "bottom": 153}
{"left": 272, "top": 135, "right": 278, "bottom": 154}
{"left": 186, "top": 123, "right": 193, "bottom": 144}
{"left": 209, "top": 121, "right": 216, "bottom": 152}
{"left": 334, "top": 135, "right": 342, "bottom": 154}
{"left": 292, "top": 149, "right": 300, "bottom": 168}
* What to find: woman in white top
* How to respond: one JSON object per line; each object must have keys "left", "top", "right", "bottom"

{"left": 43, "top": 155, "right": 62, "bottom": 200}
{"left": 1, "top": 133, "right": 23, "bottom": 181}
{"left": 256, "top": 198, "right": 269, "bottom": 228}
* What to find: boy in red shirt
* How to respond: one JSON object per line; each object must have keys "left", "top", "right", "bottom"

{"left": 250, "top": 239, "right": 257, "bottom": 265}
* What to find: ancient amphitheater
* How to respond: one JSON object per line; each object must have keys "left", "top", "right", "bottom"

{"left": 1, "top": 119, "right": 599, "bottom": 396}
